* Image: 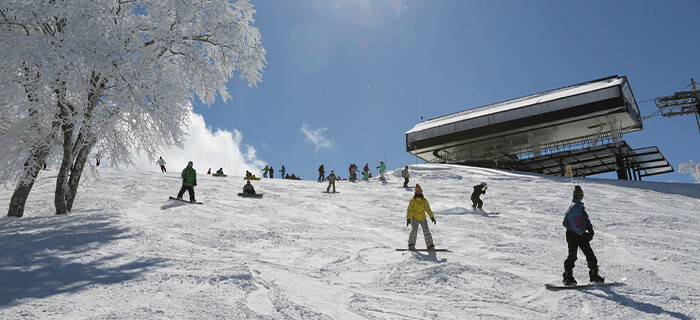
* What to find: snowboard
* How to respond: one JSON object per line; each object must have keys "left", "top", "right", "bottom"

{"left": 168, "top": 196, "right": 203, "bottom": 205}
{"left": 244, "top": 176, "right": 261, "bottom": 180}
{"left": 212, "top": 173, "right": 227, "bottom": 177}
{"left": 322, "top": 191, "right": 339, "bottom": 194}
{"left": 237, "top": 193, "right": 263, "bottom": 198}
{"left": 396, "top": 248, "right": 451, "bottom": 252}
{"left": 545, "top": 278, "right": 626, "bottom": 290}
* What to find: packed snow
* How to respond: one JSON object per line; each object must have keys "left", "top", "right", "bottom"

{"left": 1, "top": 164, "right": 699, "bottom": 319}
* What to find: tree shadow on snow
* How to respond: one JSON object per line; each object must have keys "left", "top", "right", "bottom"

{"left": 411, "top": 251, "right": 447, "bottom": 263}
{"left": 583, "top": 287, "right": 691, "bottom": 320}
{"left": 0, "top": 214, "right": 165, "bottom": 307}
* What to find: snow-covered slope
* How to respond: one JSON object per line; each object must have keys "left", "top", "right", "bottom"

{"left": 1, "top": 164, "right": 699, "bottom": 319}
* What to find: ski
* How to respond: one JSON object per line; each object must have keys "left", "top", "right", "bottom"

{"left": 168, "top": 196, "right": 203, "bottom": 205}
{"left": 545, "top": 278, "right": 626, "bottom": 290}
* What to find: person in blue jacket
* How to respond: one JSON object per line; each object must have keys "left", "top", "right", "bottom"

{"left": 562, "top": 185, "right": 604, "bottom": 285}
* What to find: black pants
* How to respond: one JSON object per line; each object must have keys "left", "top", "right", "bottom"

{"left": 403, "top": 177, "right": 409, "bottom": 187}
{"left": 177, "top": 186, "right": 195, "bottom": 201}
{"left": 564, "top": 231, "right": 598, "bottom": 271}
{"left": 471, "top": 197, "right": 483, "bottom": 209}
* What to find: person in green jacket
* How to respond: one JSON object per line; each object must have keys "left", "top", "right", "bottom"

{"left": 177, "top": 161, "right": 197, "bottom": 203}
{"left": 377, "top": 161, "right": 387, "bottom": 180}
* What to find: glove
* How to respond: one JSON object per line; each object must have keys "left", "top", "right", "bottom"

{"left": 194, "top": 183, "right": 197, "bottom": 186}
{"left": 431, "top": 217, "right": 436, "bottom": 224}
{"left": 406, "top": 219, "right": 411, "bottom": 227}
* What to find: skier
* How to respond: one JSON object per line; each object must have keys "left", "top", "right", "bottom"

{"left": 207, "top": 168, "right": 211, "bottom": 175}
{"left": 243, "top": 180, "right": 256, "bottom": 195}
{"left": 471, "top": 182, "right": 488, "bottom": 209}
{"left": 563, "top": 185, "right": 604, "bottom": 285}
{"left": 263, "top": 165, "right": 269, "bottom": 178}
{"left": 406, "top": 184, "right": 436, "bottom": 250}
{"left": 216, "top": 168, "right": 224, "bottom": 175}
{"left": 269, "top": 166, "right": 274, "bottom": 179}
{"left": 377, "top": 161, "right": 387, "bottom": 180}
{"left": 402, "top": 166, "right": 410, "bottom": 188}
{"left": 318, "top": 164, "right": 325, "bottom": 181}
{"left": 348, "top": 163, "right": 354, "bottom": 182}
{"left": 95, "top": 152, "right": 101, "bottom": 166}
{"left": 363, "top": 163, "right": 370, "bottom": 177}
{"left": 156, "top": 156, "right": 167, "bottom": 173}
{"left": 350, "top": 163, "right": 358, "bottom": 182}
{"left": 361, "top": 169, "right": 370, "bottom": 181}
{"left": 326, "top": 170, "right": 337, "bottom": 192}
{"left": 176, "top": 161, "right": 197, "bottom": 203}
{"left": 280, "top": 165, "right": 286, "bottom": 179}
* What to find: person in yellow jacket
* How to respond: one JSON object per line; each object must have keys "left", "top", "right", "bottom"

{"left": 406, "top": 184, "right": 436, "bottom": 250}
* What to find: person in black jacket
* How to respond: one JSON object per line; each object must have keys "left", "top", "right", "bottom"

{"left": 471, "top": 182, "right": 487, "bottom": 209}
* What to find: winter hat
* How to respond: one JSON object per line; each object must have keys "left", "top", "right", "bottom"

{"left": 414, "top": 184, "right": 423, "bottom": 195}
{"left": 573, "top": 185, "right": 584, "bottom": 199}
{"left": 481, "top": 182, "right": 487, "bottom": 186}
{"left": 187, "top": 161, "right": 193, "bottom": 166}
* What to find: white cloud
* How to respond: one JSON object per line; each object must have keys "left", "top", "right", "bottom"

{"left": 301, "top": 123, "right": 334, "bottom": 152}
{"left": 133, "top": 111, "right": 266, "bottom": 176}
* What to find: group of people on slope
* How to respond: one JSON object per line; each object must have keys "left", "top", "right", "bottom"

{"left": 261, "top": 165, "right": 301, "bottom": 180}
{"left": 170, "top": 159, "right": 604, "bottom": 285}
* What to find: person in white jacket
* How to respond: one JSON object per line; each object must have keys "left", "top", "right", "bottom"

{"left": 157, "top": 156, "right": 167, "bottom": 173}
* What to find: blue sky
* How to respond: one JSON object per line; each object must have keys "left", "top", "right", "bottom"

{"left": 189, "top": 0, "right": 699, "bottom": 183}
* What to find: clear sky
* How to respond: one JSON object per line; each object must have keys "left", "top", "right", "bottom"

{"left": 185, "top": 0, "right": 699, "bottom": 183}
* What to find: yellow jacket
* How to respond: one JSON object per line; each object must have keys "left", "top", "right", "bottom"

{"left": 406, "top": 197, "right": 434, "bottom": 221}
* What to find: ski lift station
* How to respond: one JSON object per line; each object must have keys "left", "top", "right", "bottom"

{"left": 406, "top": 76, "right": 673, "bottom": 180}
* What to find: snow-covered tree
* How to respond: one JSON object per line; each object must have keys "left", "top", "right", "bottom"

{"left": 679, "top": 160, "right": 700, "bottom": 183}
{"left": 1, "top": 0, "right": 266, "bottom": 216}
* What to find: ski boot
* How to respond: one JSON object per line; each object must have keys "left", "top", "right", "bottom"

{"left": 408, "top": 244, "right": 416, "bottom": 251}
{"left": 589, "top": 268, "right": 605, "bottom": 283}
{"left": 563, "top": 269, "right": 577, "bottom": 285}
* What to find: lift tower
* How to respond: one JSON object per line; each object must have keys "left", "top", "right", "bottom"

{"left": 655, "top": 78, "right": 700, "bottom": 133}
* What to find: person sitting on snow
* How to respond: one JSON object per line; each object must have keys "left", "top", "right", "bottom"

{"left": 243, "top": 180, "right": 256, "bottom": 194}
{"left": 216, "top": 168, "right": 224, "bottom": 175}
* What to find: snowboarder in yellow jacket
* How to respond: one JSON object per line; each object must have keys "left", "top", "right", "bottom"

{"left": 406, "top": 184, "right": 436, "bottom": 250}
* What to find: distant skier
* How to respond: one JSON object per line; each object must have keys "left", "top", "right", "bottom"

{"left": 95, "top": 152, "right": 101, "bottom": 166}
{"left": 362, "top": 169, "right": 370, "bottom": 181}
{"left": 406, "top": 184, "right": 436, "bottom": 250}
{"left": 471, "top": 182, "right": 487, "bottom": 209}
{"left": 402, "top": 166, "right": 410, "bottom": 187}
{"left": 318, "top": 164, "right": 325, "bottom": 181}
{"left": 363, "top": 163, "right": 370, "bottom": 177}
{"left": 156, "top": 156, "right": 167, "bottom": 173}
{"left": 562, "top": 185, "right": 604, "bottom": 285}
{"left": 326, "top": 170, "right": 337, "bottom": 192}
{"left": 280, "top": 165, "right": 286, "bottom": 179}
{"left": 243, "top": 180, "right": 256, "bottom": 195}
{"left": 207, "top": 168, "right": 211, "bottom": 175}
{"left": 216, "top": 168, "right": 224, "bottom": 175}
{"left": 176, "top": 161, "right": 197, "bottom": 203}
{"left": 349, "top": 163, "right": 358, "bottom": 182}
{"left": 269, "top": 166, "right": 274, "bottom": 179}
{"left": 263, "top": 165, "right": 269, "bottom": 178}
{"left": 377, "top": 161, "right": 387, "bottom": 180}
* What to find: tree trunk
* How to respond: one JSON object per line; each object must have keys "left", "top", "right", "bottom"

{"left": 54, "top": 99, "right": 75, "bottom": 215}
{"left": 66, "top": 138, "right": 96, "bottom": 212}
{"left": 65, "top": 72, "right": 104, "bottom": 212}
{"left": 7, "top": 145, "right": 50, "bottom": 217}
